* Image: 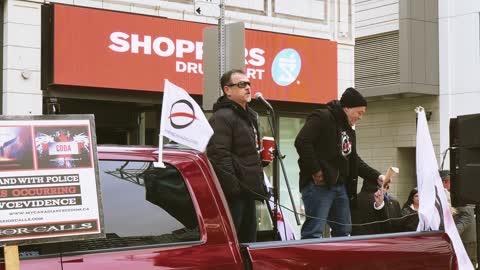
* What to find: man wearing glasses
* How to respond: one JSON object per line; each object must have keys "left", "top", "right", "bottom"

{"left": 207, "top": 69, "right": 268, "bottom": 243}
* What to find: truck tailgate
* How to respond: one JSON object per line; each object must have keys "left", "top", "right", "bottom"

{"left": 243, "top": 231, "right": 455, "bottom": 270}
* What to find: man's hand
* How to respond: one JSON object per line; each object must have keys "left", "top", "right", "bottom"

{"left": 312, "top": 170, "right": 325, "bottom": 185}
{"left": 374, "top": 189, "right": 385, "bottom": 208}
{"left": 377, "top": 175, "right": 385, "bottom": 187}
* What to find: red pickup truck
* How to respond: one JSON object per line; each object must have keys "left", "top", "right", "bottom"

{"left": 1, "top": 145, "right": 457, "bottom": 269}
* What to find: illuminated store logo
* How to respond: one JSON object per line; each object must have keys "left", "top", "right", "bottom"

{"left": 271, "top": 48, "right": 302, "bottom": 86}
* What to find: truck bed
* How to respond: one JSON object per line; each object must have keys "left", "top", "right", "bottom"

{"left": 243, "top": 231, "right": 456, "bottom": 270}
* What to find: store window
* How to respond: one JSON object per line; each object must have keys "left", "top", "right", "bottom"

{"left": 256, "top": 114, "right": 306, "bottom": 238}
{"left": 277, "top": 116, "right": 306, "bottom": 238}
{"left": 256, "top": 115, "right": 275, "bottom": 232}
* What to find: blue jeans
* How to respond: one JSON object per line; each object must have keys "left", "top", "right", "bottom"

{"left": 228, "top": 196, "right": 257, "bottom": 242}
{"left": 301, "top": 182, "right": 351, "bottom": 239}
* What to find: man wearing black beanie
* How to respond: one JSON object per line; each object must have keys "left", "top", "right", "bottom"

{"left": 340, "top": 87, "right": 368, "bottom": 108}
{"left": 295, "top": 87, "right": 383, "bottom": 239}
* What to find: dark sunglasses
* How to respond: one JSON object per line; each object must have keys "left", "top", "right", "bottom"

{"left": 227, "top": 81, "right": 251, "bottom": 88}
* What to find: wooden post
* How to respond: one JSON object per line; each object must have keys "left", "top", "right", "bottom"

{"left": 4, "top": 245, "right": 20, "bottom": 270}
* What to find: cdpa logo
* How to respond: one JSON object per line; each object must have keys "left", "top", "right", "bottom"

{"left": 271, "top": 48, "right": 302, "bottom": 86}
{"left": 169, "top": 100, "right": 197, "bottom": 129}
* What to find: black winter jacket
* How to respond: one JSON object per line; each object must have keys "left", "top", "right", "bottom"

{"left": 351, "top": 181, "right": 403, "bottom": 235}
{"left": 295, "top": 100, "right": 380, "bottom": 204}
{"left": 206, "top": 96, "right": 267, "bottom": 201}
{"left": 401, "top": 205, "right": 419, "bottom": 231}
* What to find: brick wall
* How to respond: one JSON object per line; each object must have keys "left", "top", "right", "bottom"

{"left": 355, "top": 95, "right": 439, "bottom": 204}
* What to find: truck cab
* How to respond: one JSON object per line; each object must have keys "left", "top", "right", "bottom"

{"left": 0, "top": 145, "right": 457, "bottom": 270}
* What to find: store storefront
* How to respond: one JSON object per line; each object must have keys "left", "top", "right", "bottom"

{"left": 42, "top": 4, "right": 339, "bottom": 236}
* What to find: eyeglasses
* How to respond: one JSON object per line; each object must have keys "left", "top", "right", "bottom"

{"left": 227, "top": 81, "right": 251, "bottom": 88}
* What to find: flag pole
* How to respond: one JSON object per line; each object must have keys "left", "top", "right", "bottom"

{"left": 154, "top": 133, "right": 166, "bottom": 168}
{"left": 154, "top": 79, "right": 169, "bottom": 168}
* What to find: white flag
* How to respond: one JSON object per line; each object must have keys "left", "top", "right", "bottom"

{"left": 416, "top": 107, "right": 474, "bottom": 270}
{"left": 160, "top": 79, "right": 213, "bottom": 152}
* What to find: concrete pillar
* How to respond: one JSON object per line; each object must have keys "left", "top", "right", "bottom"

{"left": 3, "top": 0, "right": 43, "bottom": 115}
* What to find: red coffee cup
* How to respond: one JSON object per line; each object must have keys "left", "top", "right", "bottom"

{"left": 261, "top": 136, "right": 275, "bottom": 162}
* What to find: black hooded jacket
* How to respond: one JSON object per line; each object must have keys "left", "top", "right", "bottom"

{"left": 206, "top": 96, "right": 267, "bottom": 201}
{"left": 295, "top": 100, "right": 380, "bottom": 204}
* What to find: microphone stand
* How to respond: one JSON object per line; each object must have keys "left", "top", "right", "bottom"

{"left": 475, "top": 204, "right": 479, "bottom": 269}
{"left": 264, "top": 107, "right": 301, "bottom": 227}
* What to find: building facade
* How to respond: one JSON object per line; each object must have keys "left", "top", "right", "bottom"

{"left": 438, "top": 1, "right": 479, "bottom": 263}
{"left": 354, "top": 0, "right": 439, "bottom": 203}
{"left": 355, "top": 0, "right": 480, "bottom": 206}
{"left": 439, "top": 0, "right": 480, "bottom": 165}
{"left": 356, "top": 0, "right": 478, "bottom": 262}
{"left": 3, "top": 0, "right": 355, "bottom": 115}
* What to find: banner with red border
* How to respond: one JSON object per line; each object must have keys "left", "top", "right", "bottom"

{"left": 0, "top": 115, "right": 103, "bottom": 244}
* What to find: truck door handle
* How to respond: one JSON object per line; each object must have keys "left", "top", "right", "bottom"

{"left": 63, "top": 258, "right": 84, "bottom": 263}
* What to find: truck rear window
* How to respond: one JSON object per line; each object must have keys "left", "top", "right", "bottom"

{"left": 64, "top": 160, "right": 201, "bottom": 251}
{"left": 99, "top": 160, "right": 199, "bottom": 242}
{"left": 2, "top": 160, "right": 200, "bottom": 258}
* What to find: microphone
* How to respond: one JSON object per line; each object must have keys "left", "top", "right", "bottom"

{"left": 255, "top": 92, "right": 274, "bottom": 111}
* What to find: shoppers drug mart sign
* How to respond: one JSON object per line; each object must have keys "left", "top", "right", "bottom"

{"left": 51, "top": 4, "right": 337, "bottom": 104}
